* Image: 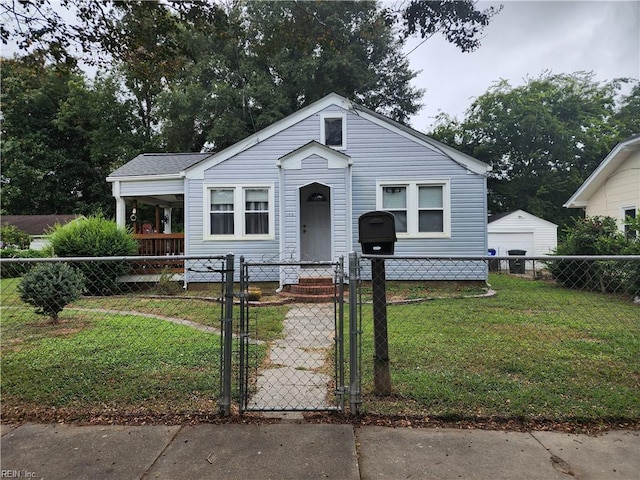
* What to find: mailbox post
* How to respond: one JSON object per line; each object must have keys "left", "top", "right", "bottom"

{"left": 358, "top": 211, "right": 396, "bottom": 396}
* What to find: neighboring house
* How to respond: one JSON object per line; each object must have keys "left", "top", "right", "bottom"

{"left": 488, "top": 210, "right": 558, "bottom": 258}
{"left": 0, "top": 215, "right": 81, "bottom": 250}
{"left": 564, "top": 134, "right": 640, "bottom": 236}
{"left": 107, "top": 93, "right": 491, "bottom": 285}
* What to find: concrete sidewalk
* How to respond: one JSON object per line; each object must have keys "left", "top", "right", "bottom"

{"left": 1, "top": 422, "right": 638, "bottom": 480}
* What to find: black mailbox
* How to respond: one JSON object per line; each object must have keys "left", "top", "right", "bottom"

{"left": 358, "top": 211, "right": 397, "bottom": 255}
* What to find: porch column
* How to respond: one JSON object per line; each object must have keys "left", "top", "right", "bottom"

{"left": 163, "top": 207, "right": 172, "bottom": 233}
{"left": 113, "top": 181, "right": 126, "bottom": 228}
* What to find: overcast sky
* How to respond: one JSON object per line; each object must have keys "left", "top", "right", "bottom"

{"left": 403, "top": 0, "right": 640, "bottom": 131}
{"left": 2, "top": 1, "right": 637, "bottom": 134}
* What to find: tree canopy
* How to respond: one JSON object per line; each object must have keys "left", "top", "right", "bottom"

{"left": 1, "top": 0, "right": 501, "bottom": 215}
{"left": 429, "top": 72, "right": 640, "bottom": 229}
{"left": 1, "top": 55, "right": 141, "bottom": 215}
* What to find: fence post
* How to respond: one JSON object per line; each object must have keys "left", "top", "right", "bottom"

{"left": 337, "top": 256, "right": 345, "bottom": 411}
{"left": 348, "top": 252, "right": 361, "bottom": 415}
{"left": 371, "top": 257, "right": 391, "bottom": 395}
{"left": 220, "top": 253, "right": 234, "bottom": 416}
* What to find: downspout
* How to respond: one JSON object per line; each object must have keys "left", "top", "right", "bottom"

{"left": 182, "top": 176, "right": 189, "bottom": 289}
{"left": 276, "top": 163, "right": 285, "bottom": 293}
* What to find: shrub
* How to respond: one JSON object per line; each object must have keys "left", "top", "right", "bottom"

{"left": 247, "top": 287, "right": 262, "bottom": 301}
{"left": 0, "top": 224, "right": 31, "bottom": 249}
{"left": 49, "top": 215, "right": 138, "bottom": 295}
{"left": 155, "top": 268, "right": 183, "bottom": 295}
{"left": 18, "top": 262, "right": 85, "bottom": 323}
{"left": 549, "top": 216, "right": 639, "bottom": 295}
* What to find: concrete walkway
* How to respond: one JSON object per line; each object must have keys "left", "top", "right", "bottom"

{"left": 248, "top": 304, "right": 336, "bottom": 411}
{"left": 2, "top": 422, "right": 638, "bottom": 479}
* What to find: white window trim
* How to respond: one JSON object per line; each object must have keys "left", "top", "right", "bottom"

{"left": 203, "top": 183, "right": 275, "bottom": 240}
{"left": 376, "top": 180, "right": 451, "bottom": 238}
{"left": 320, "top": 112, "right": 347, "bottom": 150}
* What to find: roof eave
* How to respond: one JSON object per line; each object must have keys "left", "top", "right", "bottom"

{"left": 106, "top": 173, "right": 185, "bottom": 183}
{"left": 564, "top": 135, "right": 640, "bottom": 208}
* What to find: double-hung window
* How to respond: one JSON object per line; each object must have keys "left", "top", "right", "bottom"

{"left": 206, "top": 185, "right": 274, "bottom": 239}
{"left": 210, "top": 189, "right": 234, "bottom": 235}
{"left": 244, "top": 188, "right": 270, "bottom": 235}
{"left": 418, "top": 185, "right": 444, "bottom": 233}
{"left": 377, "top": 181, "right": 450, "bottom": 237}
{"left": 623, "top": 207, "right": 637, "bottom": 239}
{"left": 382, "top": 186, "right": 407, "bottom": 233}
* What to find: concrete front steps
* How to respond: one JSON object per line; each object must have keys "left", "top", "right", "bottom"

{"left": 278, "top": 277, "right": 336, "bottom": 303}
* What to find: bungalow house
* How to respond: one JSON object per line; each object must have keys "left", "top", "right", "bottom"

{"left": 564, "top": 134, "right": 640, "bottom": 237}
{"left": 107, "top": 93, "right": 491, "bottom": 285}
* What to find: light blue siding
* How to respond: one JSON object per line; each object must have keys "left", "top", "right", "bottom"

{"left": 184, "top": 102, "right": 487, "bottom": 282}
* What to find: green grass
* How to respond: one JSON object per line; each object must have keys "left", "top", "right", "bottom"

{"left": 0, "top": 277, "right": 279, "bottom": 419}
{"left": 2, "top": 314, "right": 222, "bottom": 406}
{"left": 357, "top": 274, "right": 640, "bottom": 422}
{"left": 2, "top": 273, "right": 639, "bottom": 424}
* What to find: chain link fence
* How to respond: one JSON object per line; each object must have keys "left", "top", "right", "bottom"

{"left": 358, "top": 255, "right": 640, "bottom": 424}
{"left": 1, "top": 255, "right": 228, "bottom": 422}
{"left": 2, "top": 253, "right": 639, "bottom": 425}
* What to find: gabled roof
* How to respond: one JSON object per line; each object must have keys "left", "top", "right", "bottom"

{"left": 564, "top": 134, "right": 640, "bottom": 208}
{"left": 108, "top": 93, "right": 490, "bottom": 182}
{"left": 1, "top": 215, "right": 82, "bottom": 236}
{"left": 107, "top": 152, "right": 212, "bottom": 180}
{"left": 488, "top": 210, "right": 558, "bottom": 228}
{"left": 277, "top": 140, "right": 352, "bottom": 170}
{"left": 186, "top": 93, "right": 489, "bottom": 179}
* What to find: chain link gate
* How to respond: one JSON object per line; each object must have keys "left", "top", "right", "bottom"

{"left": 237, "top": 258, "right": 348, "bottom": 412}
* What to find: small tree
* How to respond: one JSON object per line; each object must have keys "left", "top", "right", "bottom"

{"left": 49, "top": 215, "right": 138, "bottom": 295}
{"left": 18, "top": 262, "right": 85, "bottom": 323}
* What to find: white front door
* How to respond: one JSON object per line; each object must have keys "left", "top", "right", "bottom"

{"left": 300, "top": 184, "right": 331, "bottom": 261}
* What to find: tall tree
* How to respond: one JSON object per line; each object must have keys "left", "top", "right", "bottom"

{"left": 244, "top": 1, "right": 421, "bottom": 122}
{"left": 429, "top": 72, "right": 639, "bottom": 228}
{"left": 1, "top": 55, "right": 138, "bottom": 215}
{"left": 2, "top": 0, "right": 501, "bottom": 214}
{"left": 3, "top": 1, "right": 499, "bottom": 149}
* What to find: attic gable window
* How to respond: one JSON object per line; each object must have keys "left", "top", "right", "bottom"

{"left": 321, "top": 113, "right": 346, "bottom": 150}
{"left": 377, "top": 180, "right": 451, "bottom": 238}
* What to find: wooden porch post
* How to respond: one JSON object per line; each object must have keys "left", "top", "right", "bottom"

{"left": 155, "top": 205, "right": 161, "bottom": 233}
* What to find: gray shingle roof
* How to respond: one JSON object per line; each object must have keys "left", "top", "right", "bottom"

{"left": 108, "top": 153, "right": 212, "bottom": 178}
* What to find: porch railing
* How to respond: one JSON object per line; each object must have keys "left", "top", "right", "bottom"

{"left": 133, "top": 233, "right": 184, "bottom": 256}
{"left": 132, "top": 233, "right": 185, "bottom": 275}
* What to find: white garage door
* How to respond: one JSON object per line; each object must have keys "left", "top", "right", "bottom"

{"left": 488, "top": 232, "right": 534, "bottom": 256}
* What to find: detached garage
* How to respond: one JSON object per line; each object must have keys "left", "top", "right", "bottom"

{"left": 488, "top": 210, "right": 558, "bottom": 257}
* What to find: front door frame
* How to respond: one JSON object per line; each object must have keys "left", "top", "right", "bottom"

{"left": 299, "top": 182, "right": 333, "bottom": 262}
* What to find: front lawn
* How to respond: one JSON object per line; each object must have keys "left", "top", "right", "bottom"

{"left": 0, "top": 277, "right": 279, "bottom": 422}
{"left": 358, "top": 274, "right": 640, "bottom": 424}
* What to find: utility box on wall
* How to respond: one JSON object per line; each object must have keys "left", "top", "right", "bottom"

{"left": 358, "top": 211, "right": 397, "bottom": 255}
